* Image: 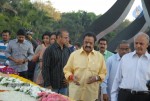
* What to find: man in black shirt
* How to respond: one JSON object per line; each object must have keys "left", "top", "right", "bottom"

{"left": 42, "top": 29, "right": 70, "bottom": 95}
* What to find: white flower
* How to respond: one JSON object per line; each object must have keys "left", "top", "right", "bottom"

{"left": 30, "top": 86, "right": 41, "bottom": 98}
{"left": 23, "top": 85, "right": 32, "bottom": 93}
{"left": 0, "top": 77, "right": 9, "bottom": 84}
{"left": 14, "top": 86, "right": 21, "bottom": 91}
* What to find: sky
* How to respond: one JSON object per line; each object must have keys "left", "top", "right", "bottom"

{"left": 33, "top": 0, "right": 142, "bottom": 21}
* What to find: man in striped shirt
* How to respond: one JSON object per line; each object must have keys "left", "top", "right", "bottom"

{"left": 42, "top": 29, "right": 71, "bottom": 95}
{"left": 0, "top": 30, "right": 11, "bottom": 65}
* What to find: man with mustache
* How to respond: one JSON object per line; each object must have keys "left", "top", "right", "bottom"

{"left": 98, "top": 38, "right": 114, "bottom": 61}
{"left": 5, "top": 29, "right": 34, "bottom": 78}
{"left": 98, "top": 38, "right": 114, "bottom": 101}
{"left": 64, "top": 32, "right": 107, "bottom": 101}
{"left": 101, "top": 40, "right": 130, "bottom": 101}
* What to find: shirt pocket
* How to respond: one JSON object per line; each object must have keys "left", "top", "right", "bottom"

{"left": 73, "top": 59, "right": 87, "bottom": 69}
{"left": 12, "top": 47, "right": 20, "bottom": 56}
{"left": 20, "top": 45, "right": 29, "bottom": 56}
{"left": 88, "top": 58, "right": 100, "bottom": 73}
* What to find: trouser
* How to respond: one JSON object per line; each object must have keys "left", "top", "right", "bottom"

{"left": 52, "top": 87, "right": 68, "bottom": 96}
{"left": 95, "top": 86, "right": 101, "bottom": 101}
{"left": 18, "top": 71, "right": 28, "bottom": 79}
{"left": 27, "top": 61, "right": 36, "bottom": 80}
{"left": 118, "top": 89, "right": 150, "bottom": 101}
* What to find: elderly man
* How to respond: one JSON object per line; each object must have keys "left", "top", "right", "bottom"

{"left": 101, "top": 40, "right": 130, "bottom": 101}
{"left": 111, "top": 32, "right": 150, "bottom": 101}
{"left": 64, "top": 32, "right": 107, "bottom": 101}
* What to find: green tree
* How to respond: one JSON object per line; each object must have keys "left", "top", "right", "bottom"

{"left": 104, "top": 19, "right": 131, "bottom": 42}
{"left": 0, "top": 0, "right": 61, "bottom": 39}
{"left": 52, "top": 10, "right": 98, "bottom": 43}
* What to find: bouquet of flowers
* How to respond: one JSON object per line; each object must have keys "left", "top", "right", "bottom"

{"left": 38, "top": 92, "right": 70, "bottom": 101}
{"left": 0, "top": 66, "right": 17, "bottom": 74}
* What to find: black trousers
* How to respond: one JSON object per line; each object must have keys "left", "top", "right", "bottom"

{"left": 27, "top": 61, "right": 36, "bottom": 80}
{"left": 118, "top": 89, "right": 150, "bottom": 101}
{"left": 18, "top": 71, "right": 28, "bottom": 79}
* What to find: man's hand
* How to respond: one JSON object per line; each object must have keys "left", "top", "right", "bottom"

{"left": 62, "top": 79, "right": 69, "bottom": 86}
{"left": 103, "top": 94, "right": 109, "bottom": 101}
{"left": 46, "top": 86, "right": 52, "bottom": 90}
{"left": 14, "top": 59, "right": 24, "bottom": 65}
{"left": 69, "top": 75, "right": 80, "bottom": 85}
{"left": 73, "top": 76, "right": 80, "bottom": 85}
{"left": 87, "top": 76, "right": 98, "bottom": 84}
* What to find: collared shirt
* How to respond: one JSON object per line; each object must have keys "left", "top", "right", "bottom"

{"left": 111, "top": 51, "right": 150, "bottom": 101}
{"left": 42, "top": 42, "right": 71, "bottom": 89}
{"left": 0, "top": 40, "right": 8, "bottom": 65}
{"left": 101, "top": 53, "right": 121, "bottom": 98}
{"left": 103, "top": 50, "right": 114, "bottom": 61}
{"left": 64, "top": 48, "right": 107, "bottom": 101}
{"left": 5, "top": 39, "right": 34, "bottom": 72}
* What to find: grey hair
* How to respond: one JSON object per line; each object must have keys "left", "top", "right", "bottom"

{"left": 117, "top": 40, "right": 130, "bottom": 49}
{"left": 134, "top": 32, "right": 149, "bottom": 44}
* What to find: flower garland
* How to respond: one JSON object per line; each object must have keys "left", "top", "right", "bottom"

{"left": 0, "top": 65, "right": 17, "bottom": 74}
{"left": 10, "top": 74, "right": 38, "bottom": 86}
{"left": 0, "top": 75, "right": 49, "bottom": 98}
{"left": 38, "top": 92, "right": 70, "bottom": 101}
{"left": 0, "top": 74, "right": 73, "bottom": 101}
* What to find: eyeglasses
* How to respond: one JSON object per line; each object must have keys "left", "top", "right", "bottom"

{"left": 119, "top": 48, "right": 130, "bottom": 51}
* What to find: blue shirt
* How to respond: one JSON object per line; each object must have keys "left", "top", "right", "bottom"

{"left": 0, "top": 40, "right": 8, "bottom": 65}
{"left": 101, "top": 53, "right": 121, "bottom": 98}
{"left": 69, "top": 45, "right": 75, "bottom": 53}
{"left": 5, "top": 39, "right": 34, "bottom": 72}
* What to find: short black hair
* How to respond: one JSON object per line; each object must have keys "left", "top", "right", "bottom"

{"left": 83, "top": 32, "right": 96, "bottom": 43}
{"left": 1, "top": 30, "right": 11, "bottom": 35}
{"left": 50, "top": 32, "right": 56, "bottom": 37}
{"left": 117, "top": 40, "right": 130, "bottom": 49}
{"left": 56, "top": 29, "right": 68, "bottom": 38}
{"left": 42, "top": 31, "right": 51, "bottom": 40}
{"left": 17, "top": 29, "right": 26, "bottom": 36}
{"left": 98, "top": 38, "right": 108, "bottom": 44}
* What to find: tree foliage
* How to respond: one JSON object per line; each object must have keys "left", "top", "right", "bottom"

{"left": 0, "top": 0, "right": 131, "bottom": 43}
{"left": 0, "top": 0, "right": 60, "bottom": 39}
{"left": 52, "top": 11, "right": 98, "bottom": 42}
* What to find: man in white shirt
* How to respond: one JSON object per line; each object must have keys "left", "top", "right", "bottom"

{"left": 111, "top": 32, "right": 150, "bottom": 101}
{"left": 101, "top": 40, "right": 130, "bottom": 101}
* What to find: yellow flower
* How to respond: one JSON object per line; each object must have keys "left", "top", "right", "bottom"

{"left": 9, "top": 74, "right": 39, "bottom": 87}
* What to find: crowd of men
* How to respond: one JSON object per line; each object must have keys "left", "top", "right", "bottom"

{"left": 0, "top": 28, "right": 150, "bottom": 101}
